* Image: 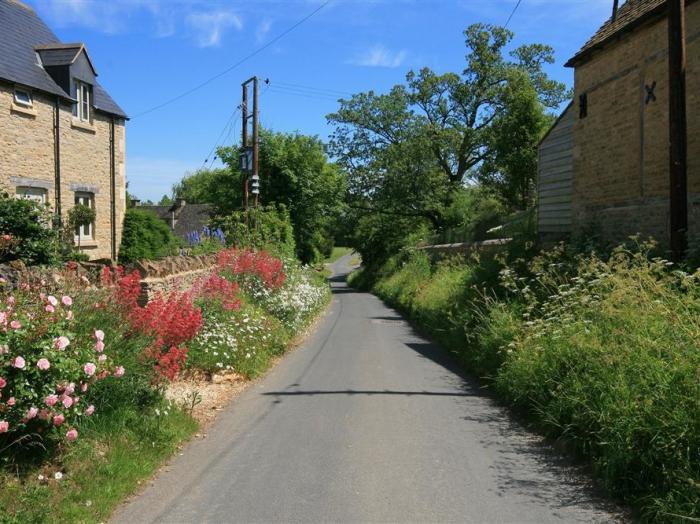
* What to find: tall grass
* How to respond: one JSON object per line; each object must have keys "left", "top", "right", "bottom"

{"left": 359, "top": 243, "right": 700, "bottom": 522}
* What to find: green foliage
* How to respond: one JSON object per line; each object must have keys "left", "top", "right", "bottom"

{"left": 436, "top": 186, "right": 507, "bottom": 244}
{"left": 118, "top": 208, "right": 180, "bottom": 264}
{"left": 360, "top": 243, "right": 700, "bottom": 522}
{"left": 173, "top": 167, "right": 239, "bottom": 215}
{"left": 216, "top": 130, "right": 346, "bottom": 264}
{"left": 213, "top": 205, "right": 296, "bottom": 260}
{"left": 328, "top": 24, "right": 567, "bottom": 267}
{"left": 0, "top": 192, "right": 59, "bottom": 266}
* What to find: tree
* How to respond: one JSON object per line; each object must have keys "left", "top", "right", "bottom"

{"left": 119, "top": 208, "right": 179, "bottom": 263}
{"left": 158, "top": 195, "right": 174, "bottom": 206}
{"left": 173, "top": 167, "right": 239, "bottom": 214}
{"left": 215, "top": 130, "right": 346, "bottom": 263}
{"left": 326, "top": 24, "right": 567, "bottom": 264}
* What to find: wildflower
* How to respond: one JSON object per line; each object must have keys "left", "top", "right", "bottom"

{"left": 83, "top": 363, "right": 96, "bottom": 377}
{"left": 47, "top": 296, "right": 58, "bottom": 307}
{"left": 37, "top": 474, "right": 45, "bottom": 481}
{"left": 94, "top": 329, "right": 105, "bottom": 341}
{"left": 84, "top": 405, "right": 95, "bottom": 416}
{"left": 95, "top": 340, "right": 105, "bottom": 352}
{"left": 9, "top": 320, "right": 21, "bottom": 330}
{"left": 61, "top": 296, "right": 73, "bottom": 307}
{"left": 0, "top": 420, "right": 8, "bottom": 433}
{"left": 114, "top": 366, "right": 125, "bottom": 378}
{"left": 53, "top": 336, "right": 70, "bottom": 350}
{"left": 13, "top": 356, "right": 25, "bottom": 369}
{"left": 37, "top": 358, "right": 50, "bottom": 371}
{"left": 54, "top": 472, "right": 63, "bottom": 480}
{"left": 26, "top": 407, "right": 38, "bottom": 419}
{"left": 65, "top": 429, "right": 78, "bottom": 442}
{"left": 52, "top": 414, "right": 65, "bottom": 426}
{"left": 45, "top": 395, "right": 59, "bottom": 407}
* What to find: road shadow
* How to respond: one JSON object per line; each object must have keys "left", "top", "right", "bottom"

{"left": 262, "top": 389, "right": 478, "bottom": 397}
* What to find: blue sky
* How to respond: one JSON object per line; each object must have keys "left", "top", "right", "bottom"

{"left": 26, "top": 0, "right": 614, "bottom": 201}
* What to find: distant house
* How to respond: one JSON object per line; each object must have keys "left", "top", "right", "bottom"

{"left": 538, "top": 0, "right": 699, "bottom": 246}
{"left": 138, "top": 200, "right": 214, "bottom": 241}
{"left": 0, "top": 0, "right": 128, "bottom": 260}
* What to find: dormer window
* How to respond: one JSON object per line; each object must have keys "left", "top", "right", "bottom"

{"left": 14, "top": 88, "right": 33, "bottom": 107}
{"left": 74, "top": 80, "right": 91, "bottom": 122}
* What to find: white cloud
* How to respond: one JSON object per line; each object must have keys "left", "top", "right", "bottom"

{"left": 186, "top": 10, "right": 243, "bottom": 48}
{"left": 256, "top": 19, "right": 272, "bottom": 43}
{"left": 350, "top": 45, "right": 407, "bottom": 68}
{"left": 32, "top": 0, "right": 243, "bottom": 47}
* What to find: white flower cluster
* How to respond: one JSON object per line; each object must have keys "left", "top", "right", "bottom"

{"left": 262, "top": 268, "right": 328, "bottom": 331}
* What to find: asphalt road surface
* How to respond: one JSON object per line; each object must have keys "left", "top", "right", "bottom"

{"left": 112, "top": 254, "right": 622, "bottom": 524}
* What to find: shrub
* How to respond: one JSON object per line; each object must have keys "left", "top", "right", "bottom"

{"left": 0, "top": 193, "right": 59, "bottom": 266}
{"left": 213, "top": 205, "right": 296, "bottom": 259}
{"left": 0, "top": 286, "right": 125, "bottom": 449}
{"left": 118, "top": 209, "right": 179, "bottom": 264}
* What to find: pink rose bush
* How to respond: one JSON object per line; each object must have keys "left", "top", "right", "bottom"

{"left": 0, "top": 288, "right": 124, "bottom": 444}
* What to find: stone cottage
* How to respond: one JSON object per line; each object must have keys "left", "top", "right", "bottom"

{"left": 0, "top": 0, "right": 127, "bottom": 260}
{"left": 538, "top": 0, "right": 699, "bottom": 247}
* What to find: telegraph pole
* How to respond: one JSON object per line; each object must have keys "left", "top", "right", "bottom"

{"left": 668, "top": 0, "right": 688, "bottom": 260}
{"left": 241, "top": 76, "right": 260, "bottom": 210}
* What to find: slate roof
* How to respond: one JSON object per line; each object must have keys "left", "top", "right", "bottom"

{"left": 566, "top": 0, "right": 668, "bottom": 67}
{"left": 140, "top": 203, "right": 215, "bottom": 240}
{"left": 0, "top": 0, "right": 127, "bottom": 118}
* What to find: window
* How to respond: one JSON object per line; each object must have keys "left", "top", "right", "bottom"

{"left": 14, "top": 88, "right": 32, "bottom": 107}
{"left": 16, "top": 186, "right": 46, "bottom": 204}
{"left": 74, "top": 80, "right": 91, "bottom": 122}
{"left": 579, "top": 93, "right": 588, "bottom": 119}
{"left": 74, "top": 192, "right": 95, "bottom": 241}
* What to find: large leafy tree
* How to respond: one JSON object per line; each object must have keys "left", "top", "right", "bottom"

{"left": 327, "top": 24, "right": 567, "bottom": 251}
{"left": 175, "top": 130, "right": 346, "bottom": 264}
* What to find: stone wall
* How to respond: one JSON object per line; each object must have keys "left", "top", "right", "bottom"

{"left": 572, "top": 1, "right": 700, "bottom": 247}
{"left": 133, "top": 254, "right": 219, "bottom": 303}
{"left": 0, "top": 81, "right": 126, "bottom": 260}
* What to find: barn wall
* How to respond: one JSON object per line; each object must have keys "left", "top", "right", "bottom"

{"left": 537, "top": 102, "right": 574, "bottom": 238}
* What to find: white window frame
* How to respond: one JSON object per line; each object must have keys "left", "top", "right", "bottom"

{"left": 74, "top": 192, "right": 95, "bottom": 242}
{"left": 75, "top": 80, "right": 91, "bottom": 122}
{"left": 16, "top": 186, "right": 47, "bottom": 204}
{"left": 13, "top": 88, "right": 33, "bottom": 107}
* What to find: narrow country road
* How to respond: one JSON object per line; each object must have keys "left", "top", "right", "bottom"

{"left": 113, "top": 254, "right": 622, "bottom": 524}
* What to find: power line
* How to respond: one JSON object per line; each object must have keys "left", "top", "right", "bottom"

{"left": 131, "top": 1, "right": 331, "bottom": 119}
{"left": 268, "top": 86, "right": 339, "bottom": 102}
{"left": 504, "top": 0, "right": 522, "bottom": 28}
{"left": 198, "top": 105, "right": 242, "bottom": 172}
{"left": 273, "top": 80, "right": 352, "bottom": 97}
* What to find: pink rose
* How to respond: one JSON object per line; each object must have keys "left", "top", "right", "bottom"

{"left": 7, "top": 397, "right": 15, "bottom": 407}
{"left": 114, "top": 366, "right": 125, "bottom": 378}
{"left": 45, "top": 305, "right": 55, "bottom": 313}
{"left": 83, "top": 363, "right": 96, "bottom": 377}
{"left": 61, "top": 296, "right": 72, "bottom": 307}
{"left": 65, "top": 429, "right": 78, "bottom": 441}
{"left": 26, "top": 407, "right": 38, "bottom": 419}
{"left": 61, "top": 396, "right": 73, "bottom": 409}
{"left": 52, "top": 414, "right": 65, "bottom": 426}
{"left": 65, "top": 383, "right": 75, "bottom": 395}
{"left": 0, "top": 421, "right": 8, "bottom": 433}
{"left": 9, "top": 320, "right": 21, "bottom": 330}
{"left": 38, "top": 409, "right": 50, "bottom": 420}
{"left": 95, "top": 340, "right": 105, "bottom": 353}
{"left": 98, "top": 354, "right": 107, "bottom": 363}
{"left": 37, "top": 358, "right": 50, "bottom": 371}
{"left": 53, "top": 336, "right": 70, "bottom": 350}
{"left": 13, "top": 356, "right": 25, "bottom": 369}
{"left": 94, "top": 330, "right": 105, "bottom": 341}
{"left": 0, "top": 377, "right": 5, "bottom": 388}
{"left": 45, "top": 394, "right": 59, "bottom": 407}
{"left": 84, "top": 405, "right": 95, "bottom": 416}
{"left": 47, "top": 296, "right": 58, "bottom": 307}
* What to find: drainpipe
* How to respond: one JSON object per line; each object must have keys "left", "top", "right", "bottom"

{"left": 53, "top": 97, "right": 61, "bottom": 223}
{"left": 110, "top": 117, "right": 117, "bottom": 260}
